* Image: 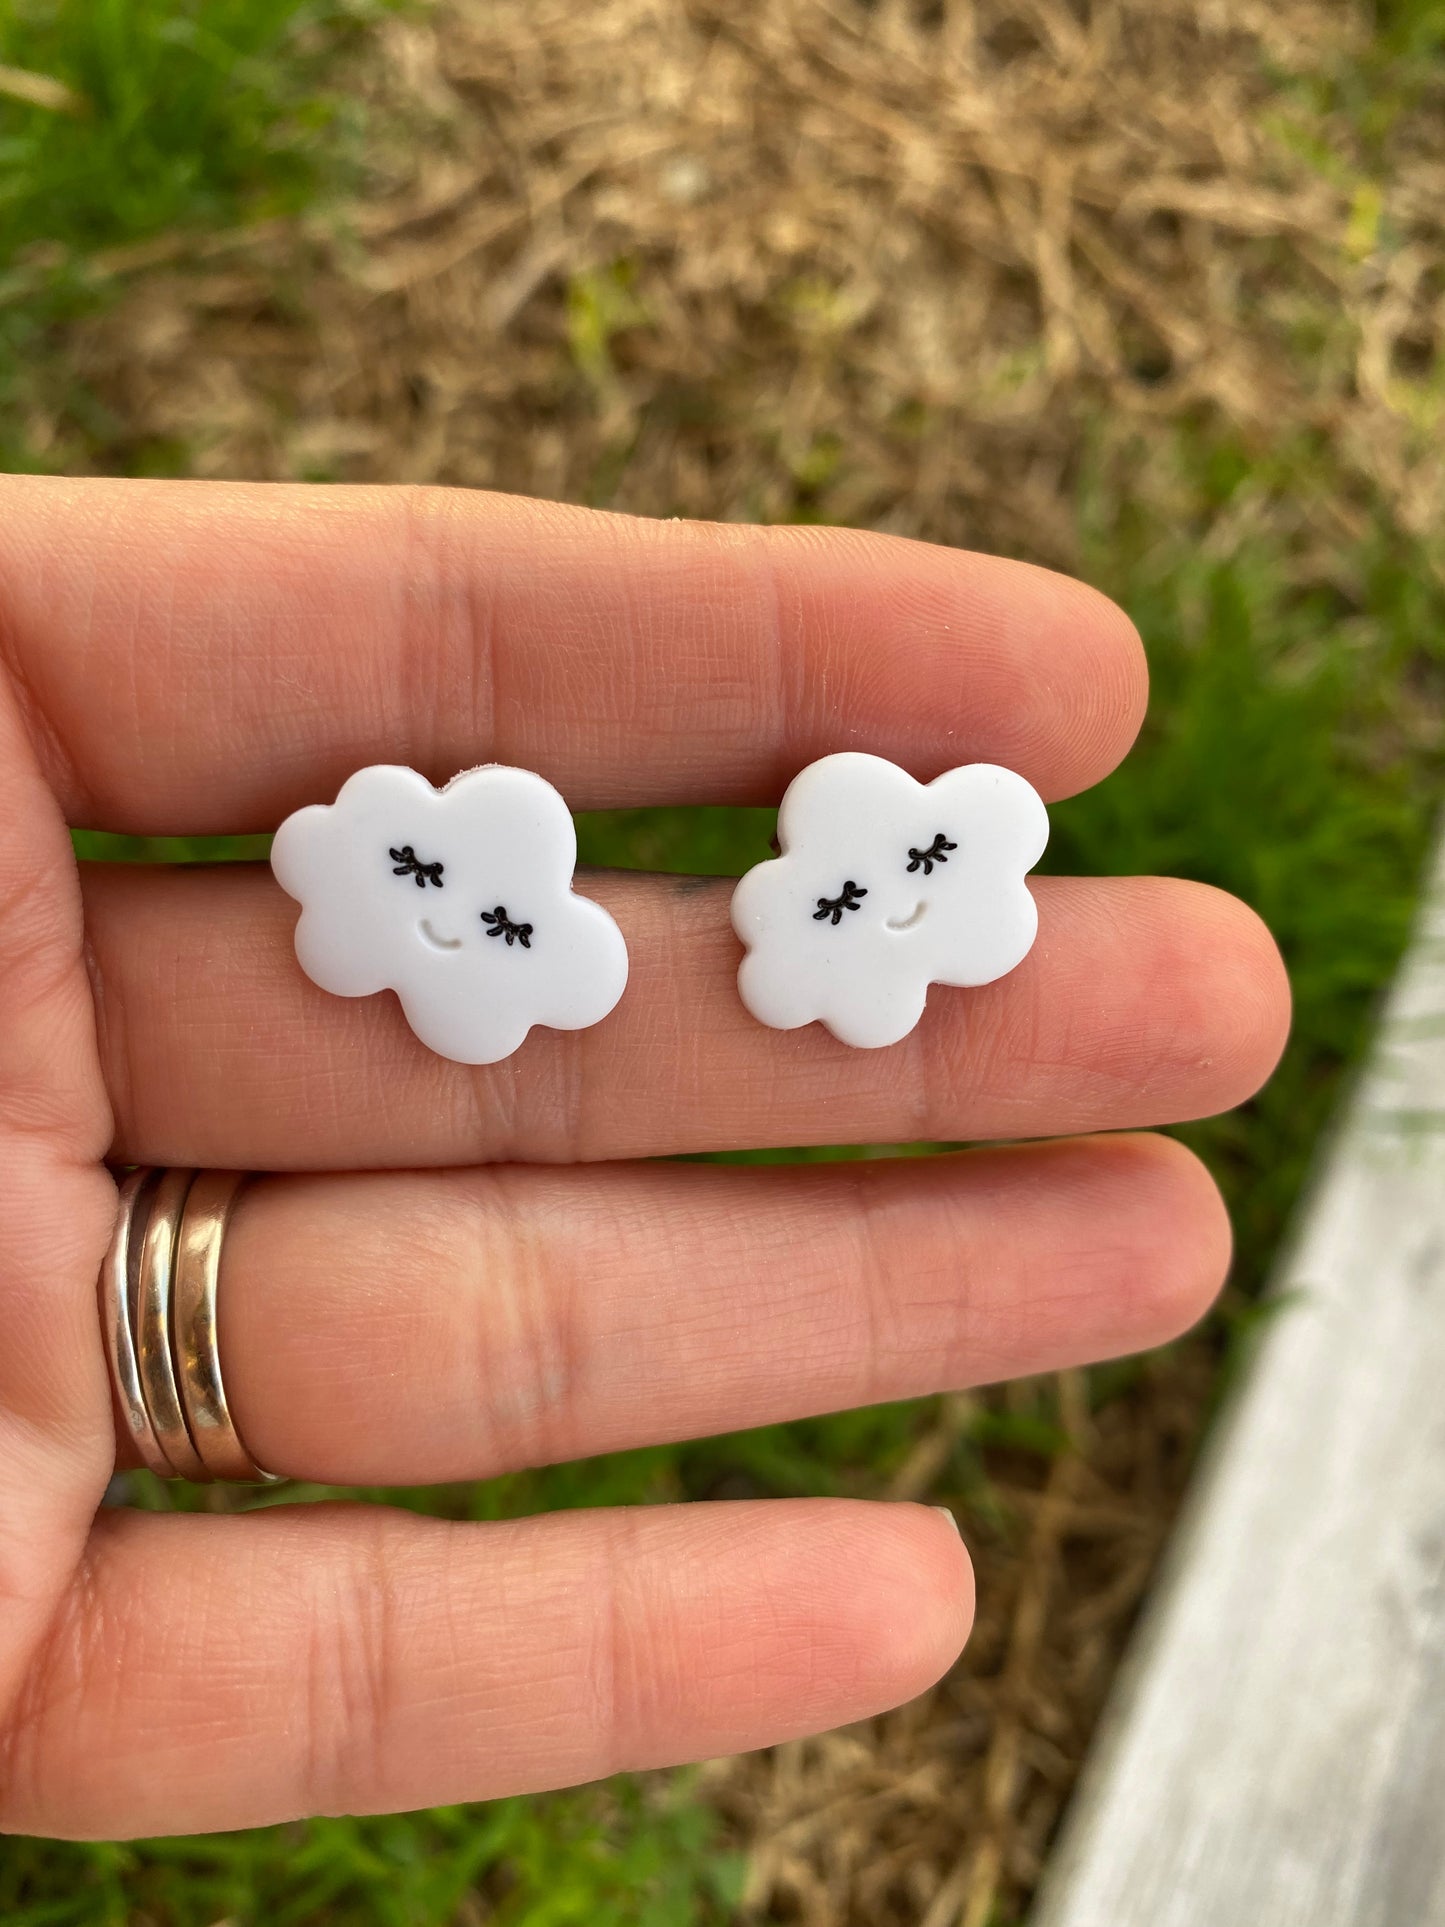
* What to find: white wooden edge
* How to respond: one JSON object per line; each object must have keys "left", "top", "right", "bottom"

{"left": 1031, "top": 829, "right": 1445, "bottom": 1927}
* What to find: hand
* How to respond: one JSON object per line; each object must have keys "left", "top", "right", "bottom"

{"left": 0, "top": 476, "right": 1288, "bottom": 1838}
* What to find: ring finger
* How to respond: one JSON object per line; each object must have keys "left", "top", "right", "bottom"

{"left": 149, "top": 1134, "right": 1230, "bottom": 1485}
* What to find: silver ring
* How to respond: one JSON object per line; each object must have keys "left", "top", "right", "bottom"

{"left": 99, "top": 1167, "right": 279, "bottom": 1484}
{"left": 172, "top": 1171, "right": 276, "bottom": 1482}
{"left": 99, "top": 1167, "right": 173, "bottom": 1478}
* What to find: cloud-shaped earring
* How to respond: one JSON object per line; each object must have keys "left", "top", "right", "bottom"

{"left": 271, "top": 764, "right": 628, "bottom": 1065}
{"left": 730, "top": 752, "right": 1048, "bottom": 1049}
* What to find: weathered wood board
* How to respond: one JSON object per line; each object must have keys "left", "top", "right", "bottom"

{"left": 1032, "top": 834, "right": 1445, "bottom": 1927}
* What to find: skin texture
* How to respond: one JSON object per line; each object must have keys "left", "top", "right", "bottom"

{"left": 85, "top": 866, "right": 1281, "bottom": 1168}
{"left": 0, "top": 477, "right": 1290, "bottom": 1840}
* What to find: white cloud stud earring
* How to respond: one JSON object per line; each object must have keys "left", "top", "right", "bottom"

{"left": 730, "top": 752, "right": 1048, "bottom": 1049}
{"left": 271, "top": 764, "right": 628, "bottom": 1065}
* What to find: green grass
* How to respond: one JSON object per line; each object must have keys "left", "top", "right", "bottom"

{"left": 9, "top": 2, "right": 1445, "bottom": 1922}
{"left": 0, "top": 0, "right": 377, "bottom": 256}
{"left": 2, "top": 1783, "right": 745, "bottom": 1927}
{"left": 0, "top": 0, "right": 398, "bottom": 467}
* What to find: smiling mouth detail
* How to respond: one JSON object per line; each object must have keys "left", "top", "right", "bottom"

{"left": 884, "top": 901, "right": 928, "bottom": 932}
{"left": 418, "top": 919, "right": 464, "bottom": 951}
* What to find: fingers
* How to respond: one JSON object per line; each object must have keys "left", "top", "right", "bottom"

{"left": 0, "top": 476, "right": 1145, "bottom": 832}
{"left": 210, "top": 1137, "right": 1227, "bottom": 1485}
{"left": 86, "top": 864, "right": 1291, "bottom": 1167}
{"left": 0, "top": 673, "right": 116, "bottom": 1723}
{"left": 0, "top": 1500, "right": 971, "bottom": 1838}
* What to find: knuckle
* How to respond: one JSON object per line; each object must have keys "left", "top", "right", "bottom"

{"left": 300, "top": 1523, "right": 404, "bottom": 1817}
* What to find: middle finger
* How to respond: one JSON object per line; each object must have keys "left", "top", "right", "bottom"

{"left": 88, "top": 865, "right": 1287, "bottom": 1168}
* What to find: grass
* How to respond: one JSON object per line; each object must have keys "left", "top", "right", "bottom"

{"left": 0, "top": 0, "right": 373, "bottom": 254}
{"left": 0, "top": 0, "right": 398, "bottom": 466}
{"left": 2, "top": 1785, "right": 746, "bottom": 1927}
{"left": 7, "top": 0, "right": 1445, "bottom": 1921}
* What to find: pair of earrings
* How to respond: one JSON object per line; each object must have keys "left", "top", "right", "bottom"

{"left": 271, "top": 753, "right": 1048, "bottom": 1063}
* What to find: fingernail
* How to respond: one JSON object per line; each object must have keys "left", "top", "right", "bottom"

{"left": 932, "top": 1505, "right": 962, "bottom": 1538}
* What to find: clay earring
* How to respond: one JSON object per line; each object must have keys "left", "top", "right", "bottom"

{"left": 730, "top": 752, "right": 1048, "bottom": 1049}
{"left": 271, "top": 764, "right": 628, "bottom": 1065}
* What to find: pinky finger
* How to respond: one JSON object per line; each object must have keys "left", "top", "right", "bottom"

{"left": 0, "top": 1498, "right": 971, "bottom": 1840}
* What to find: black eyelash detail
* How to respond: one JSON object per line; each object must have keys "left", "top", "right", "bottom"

{"left": 814, "top": 881, "right": 868, "bottom": 925}
{"left": 906, "top": 832, "right": 956, "bottom": 876}
{"left": 390, "top": 845, "right": 445, "bottom": 888}
{"left": 481, "top": 906, "right": 533, "bottom": 948}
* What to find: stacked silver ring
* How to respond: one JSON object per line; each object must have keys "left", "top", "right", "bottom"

{"left": 100, "top": 1168, "right": 278, "bottom": 1484}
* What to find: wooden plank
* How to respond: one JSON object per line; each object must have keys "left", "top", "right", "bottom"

{"left": 1032, "top": 833, "right": 1445, "bottom": 1927}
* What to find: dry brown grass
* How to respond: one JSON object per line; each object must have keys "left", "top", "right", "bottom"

{"left": 697, "top": 1358, "right": 1215, "bottom": 1924}
{"left": 47, "top": 0, "right": 1445, "bottom": 569}
{"left": 29, "top": 1, "right": 1445, "bottom": 1919}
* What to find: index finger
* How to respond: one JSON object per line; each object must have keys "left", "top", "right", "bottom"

{"left": 0, "top": 476, "right": 1145, "bottom": 834}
